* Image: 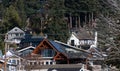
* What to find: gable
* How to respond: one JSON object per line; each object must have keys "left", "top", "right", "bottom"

{"left": 32, "top": 39, "right": 68, "bottom": 60}
{"left": 69, "top": 33, "right": 78, "bottom": 40}
{"left": 67, "top": 33, "right": 79, "bottom": 46}
{"left": 32, "top": 39, "right": 57, "bottom": 54}
{"left": 7, "top": 27, "right": 25, "bottom": 34}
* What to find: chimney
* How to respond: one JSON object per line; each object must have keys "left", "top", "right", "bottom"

{"left": 94, "top": 31, "right": 97, "bottom": 47}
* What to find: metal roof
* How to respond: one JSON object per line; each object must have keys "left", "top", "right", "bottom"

{"left": 49, "top": 41, "right": 65, "bottom": 53}
{"left": 49, "top": 40, "right": 89, "bottom": 59}
{"left": 19, "top": 36, "right": 44, "bottom": 49}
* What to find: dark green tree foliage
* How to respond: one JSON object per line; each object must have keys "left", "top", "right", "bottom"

{"left": 24, "top": 0, "right": 41, "bottom": 16}
{"left": 3, "top": 5, "right": 22, "bottom": 30}
{"left": 106, "top": 34, "right": 120, "bottom": 69}
{"left": 65, "top": 0, "right": 100, "bottom": 13}
{"left": 16, "top": 0, "right": 26, "bottom": 27}
{"left": 44, "top": 0, "right": 69, "bottom": 42}
{"left": 24, "top": 0, "right": 44, "bottom": 34}
{"left": 1, "top": 0, "right": 24, "bottom": 32}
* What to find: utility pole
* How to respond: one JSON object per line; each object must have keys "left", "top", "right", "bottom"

{"left": 4, "top": 42, "right": 7, "bottom": 71}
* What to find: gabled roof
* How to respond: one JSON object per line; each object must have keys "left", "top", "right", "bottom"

{"left": 31, "top": 38, "right": 91, "bottom": 59}
{"left": 88, "top": 47, "right": 102, "bottom": 56}
{"left": 49, "top": 41, "right": 65, "bottom": 53}
{"left": 53, "top": 40, "right": 90, "bottom": 59}
{"left": 72, "top": 28, "right": 94, "bottom": 40}
{"left": 17, "top": 46, "right": 35, "bottom": 52}
{"left": 2, "top": 50, "right": 23, "bottom": 59}
{"left": 19, "top": 36, "right": 44, "bottom": 48}
{"left": 7, "top": 27, "right": 25, "bottom": 34}
{"left": 21, "top": 37, "right": 43, "bottom": 43}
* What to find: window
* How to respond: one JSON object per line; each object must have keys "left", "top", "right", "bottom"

{"left": 15, "top": 33, "right": 19, "bottom": 36}
{"left": 46, "top": 62, "right": 49, "bottom": 65}
{"left": 84, "top": 40, "right": 88, "bottom": 44}
{"left": 17, "top": 60, "right": 19, "bottom": 65}
{"left": 34, "top": 62, "right": 37, "bottom": 65}
{"left": 30, "top": 62, "right": 32, "bottom": 65}
{"left": 11, "top": 60, "right": 16, "bottom": 64}
{"left": 42, "top": 62, "right": 44, "bottom": 65}
{"left": 50, "top": 62, "right": 53, "bottom": 65}
{"left": 20, "top": 33, "right": 23, "bottom": 36}
{"left": 71, "top": 40, "right": 74, "bottom": 46}
{"left": 39, "top": 62, "right": 41, "bottom": 65}
{"left": 41, "top": 49, "right": 55, "bottom": 57}
{"left": 79, "top": 40, "right": 84, "bottom": 45}
{"left": 11, "top": 34, "right": 12, "bottom": 36}
{"left": 78, "top": 45, "right": 81, "bottom": 48}
{"left": 15, "top": 29, "right": 17, "bottom": 31}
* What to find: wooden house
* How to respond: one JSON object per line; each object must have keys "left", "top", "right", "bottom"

{"left": 15, "top": 38, "right": 98, "bottom": 70}
{"left": 15, "top": 37, "right": 105, "bottom": 71}
{"left": 23, "top": 39, "right": 90, "bottom": 64}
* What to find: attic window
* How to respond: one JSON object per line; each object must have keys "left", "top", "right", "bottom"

{"left": 15, "top": 29, "right": 17, "bottom": 31}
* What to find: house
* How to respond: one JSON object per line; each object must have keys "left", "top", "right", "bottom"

{"left": 15, "top": 38, "right": 91, "bottom": 71}
{"left": 4, "top": 27, "right": 45, "bottom": 49}
{"left": 27, "top": 38, "right": 90, "bottom": 65}
{"left": 67, "top": 28, "right": 96, "bottom": 50}
{"left": 2, "top": 50, "right": 25, "bottom": 71}
{"left": 3, "top": 36, "right": 106, "bottom": 71}
{"left": 14, "top": 37, "right": 105, "bottom": 71}
{"left": 5, "top": 27, "right": 25, "bottom": 44}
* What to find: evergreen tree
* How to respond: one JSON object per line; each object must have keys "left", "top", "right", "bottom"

{"left": 44, "top": 0, "right": 69, "bottom": 42}
{"left": 3, "top": 5, "right": 22, "bottom": 30}
{"left": 106, "top": 34, "right": 120, "bottom": 69}
{"left": 24, "top": 0, "right": 44, "bottom": 34}
{"left": 16, "top": 0, "right": 26, "bottom": 27}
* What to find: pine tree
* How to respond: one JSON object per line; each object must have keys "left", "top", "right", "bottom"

{"left": 3, "top": 5, "right": 22, "bottom": 30}
{"left": 44, "top": 0, "right": 69, "bottom": 42}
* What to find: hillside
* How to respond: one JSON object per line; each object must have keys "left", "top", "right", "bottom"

{"left": 0, "top": 0, "right": 120, "bottom": 69}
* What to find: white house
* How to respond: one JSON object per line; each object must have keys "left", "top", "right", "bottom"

{"left": 2, "top": 50, "right": 22, "bottom": 71}
{"left": 67, "top": 28, "right": 96, "bottom": 49}
{"left": 5, "top": 27, "right": 25, "bottom": 44}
